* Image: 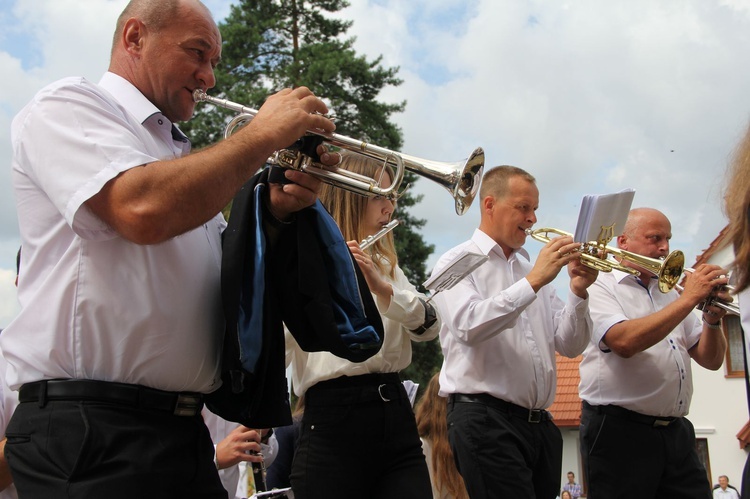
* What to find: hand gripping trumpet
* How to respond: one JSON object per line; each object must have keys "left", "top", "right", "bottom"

{"left": 675, "top": 268, "right": 740, "bottom": 316}
{"left": 193, "top": 89, "right": 485, "bottom": 215}
{"left": 525, "top": 227, "right": 685, "bottom": 293}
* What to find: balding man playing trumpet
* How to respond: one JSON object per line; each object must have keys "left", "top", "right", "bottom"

{"left": 579, "top": 207, "right": 728, "bottom": 499}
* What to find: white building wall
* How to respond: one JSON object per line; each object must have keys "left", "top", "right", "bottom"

{"left": 690, "top": 356, "right": 748, "bottom": 487}
{"left": 697, "top": 239, "right": 749, "bottom": 487}
{"left": 560, "top": 428, "right": 582, "bottom": 490}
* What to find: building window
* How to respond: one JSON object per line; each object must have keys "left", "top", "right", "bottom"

{"left": 724, "top": 315, "right": 746, "bottom": 378}
{"left": 696, "top": 438, "right": 712, "bottom": 487}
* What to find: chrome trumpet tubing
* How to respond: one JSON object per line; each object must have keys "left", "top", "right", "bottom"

{"left": 359, "top": 220, "right": 400, "bottom": 251}
{"left": 193, "top": 89, "right": 485, "bottom": 215}
{"left": 525, "top": 227, "right": 685, "bottom": 293}
{"left": 679, "top": 268, "right": 740, "bottom": 316}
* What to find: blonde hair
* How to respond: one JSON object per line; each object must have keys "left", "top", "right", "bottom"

{"left": 725, "top": 124, "right": 750, "bottom": 292}
{"left": 414, "top": 374, "right": 469, "bottom": 499}
{"left": 318, "top": 152, "right": 398, "bottom": 279}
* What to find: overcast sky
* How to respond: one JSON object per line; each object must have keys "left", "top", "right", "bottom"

{"left": 1, "top": 0, "right": 749, "bottom": 328}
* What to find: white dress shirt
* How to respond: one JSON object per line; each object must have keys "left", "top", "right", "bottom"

{"left": 713, "top": 486, "right": 741, "bottom": 499}
{"left": 0, "top": 72, "right": 225, "bottom": 393}
{"left": 286, "top": 261, "right": 440, "bottom": 396}
{"left": 433, "top": 229, "right": 591, "bottom": 410}
{"left": 579, "top": 270, "right": 702, "bottom": 417}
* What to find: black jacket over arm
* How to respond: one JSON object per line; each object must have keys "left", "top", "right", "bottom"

{"left": 205, "top": 169, "right": 383, "bottom": 428}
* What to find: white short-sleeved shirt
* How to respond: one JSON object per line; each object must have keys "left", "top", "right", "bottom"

{"left": 0, "top": 72, "right": 225, "bottom": 393}
{"left": 433, "top": 229, "right": 591, "bottom": 410}
{"left": 579, "top": 270, "right": 702, "bottom": 417}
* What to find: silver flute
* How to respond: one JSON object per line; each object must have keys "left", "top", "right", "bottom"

{"left": 359, "top": 220, "right": 399, "bottom": 250}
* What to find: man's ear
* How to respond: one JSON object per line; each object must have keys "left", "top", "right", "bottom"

{"left": 122, "top": 18, "right": 146, "bottom": 55}
{"left": 617, "top": 234, "right": 627, "bottom": 249}
{"left": 482, "top": 195, "right": 494, "bottom": 213}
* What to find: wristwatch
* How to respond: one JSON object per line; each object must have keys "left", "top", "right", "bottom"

{"left": 411, "top": 298, "right": 437, "bottom": 335}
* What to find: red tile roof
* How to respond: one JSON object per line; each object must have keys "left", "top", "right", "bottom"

{"left": 550, "top": 353, "right": 583, "bottom": 427}
{"left": 737, "top": 420, "right": 750, "bottom": 449}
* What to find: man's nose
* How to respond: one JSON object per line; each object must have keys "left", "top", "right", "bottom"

{"left": 198, "top": 64, "right": 216, "bottom": 90}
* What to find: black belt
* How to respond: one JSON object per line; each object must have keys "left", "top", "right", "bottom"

{"left": 305, "top": 373, "right": 406, "bottom": 406}
{"left": 583, "top": 401, "right": 677, "bottom": 428}
{"left": 449, "top": 393, "right": 551, "bottom": 423}
{"left": 19, "top": 379, "right": 204, "bottom": 417}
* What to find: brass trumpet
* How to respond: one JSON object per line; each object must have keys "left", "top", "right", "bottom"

{"left": 525, "top": 227, "right": 685, "bottom": 293}
{"left": 193, "top": 90, "right": 485, "bottom": 216}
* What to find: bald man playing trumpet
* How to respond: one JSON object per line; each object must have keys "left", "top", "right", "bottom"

{"left": 579, "top": 207, "right": 728, "bottom": 499}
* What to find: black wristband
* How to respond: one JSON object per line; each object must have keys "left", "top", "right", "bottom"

{"left": 411, "top": 298, "right": 437, "bottom": 335}
{"left": 261, "top": 427, "right": 274, "bottom": 445}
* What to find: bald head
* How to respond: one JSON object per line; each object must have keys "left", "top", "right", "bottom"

{"left": 111, "top": 0, "right": 211, "bottom": 55}
{"left": 622, "top": 208, "right": 670, "bottom": 239}
{"left": 617, "top": 207, "right": 672, "bottom": 272}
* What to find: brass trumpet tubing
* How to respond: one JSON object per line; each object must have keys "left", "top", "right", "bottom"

{"left": 525, "top": 227, "right": 685, "bottom": 293}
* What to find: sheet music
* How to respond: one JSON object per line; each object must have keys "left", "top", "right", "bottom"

{"left": 402, "top": 380, "right": 419, "bottom": 407}
{"left": 423, "top": 251, "right": 489, "bottom": 292}
{"left": 573, "top": 189, "right": 635, "bottom": 245}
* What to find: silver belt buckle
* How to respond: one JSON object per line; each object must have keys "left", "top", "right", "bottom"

{"left": 173, "top": 394, "right": 202, "bottom": 416}
{"left": 378, "top": 384, "right": 391, "bottom": 402}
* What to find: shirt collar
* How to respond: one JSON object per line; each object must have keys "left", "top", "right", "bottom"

{"left": 612, "top": 268, "right": 657, "bottom": 289}
{"left": 472, "top": 228, "right": 530, "bottom": 262}
{"left": 99, "top": 72, "right": 166, "bottom": 126}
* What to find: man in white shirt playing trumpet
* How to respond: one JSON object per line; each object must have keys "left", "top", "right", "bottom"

{"left": 579, "top": 207, "right": 728, "bottom": 499}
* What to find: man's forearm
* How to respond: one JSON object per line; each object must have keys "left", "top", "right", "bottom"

{"left": 0, "top": 438, "right": 13, "bottom": 491}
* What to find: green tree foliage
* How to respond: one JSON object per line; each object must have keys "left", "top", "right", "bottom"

{"left": 182, "top": 0, "right": 443, "bottom": 390}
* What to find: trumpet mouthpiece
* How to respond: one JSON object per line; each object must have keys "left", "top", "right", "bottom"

{"left": 193, "top": 89, "right": 207, "bottom": 102}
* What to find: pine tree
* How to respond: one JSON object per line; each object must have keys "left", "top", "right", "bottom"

{"left": 183, "top": 0, "right": 443, "bottom": 389}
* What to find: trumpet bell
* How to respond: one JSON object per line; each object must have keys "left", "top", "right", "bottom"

{"left": 398, "top": 148, "right": 485, "bottom": 216}
{"left": 657, "top": 251, "right": 685, "bottom": 294}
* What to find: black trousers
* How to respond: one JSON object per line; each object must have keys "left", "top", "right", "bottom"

{"left": 447, "top": 394, "right": 563, "bottom": 499}
{"left": 289, "top": 373, "right": 432, "bottom": 499}
{"left": 5, "top": 400, "right": 227, "bottom": 499}
{"left": 580, "top": 402, "right": 711, "bottom": 499}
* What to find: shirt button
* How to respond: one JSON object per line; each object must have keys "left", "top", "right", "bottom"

{"left": 158, "top": 119, "right": 164, "bottom": 125}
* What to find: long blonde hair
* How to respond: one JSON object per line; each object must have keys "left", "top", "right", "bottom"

{"left": 318, "top": 152, "right": 398, "bottom": 279}
{"left": 414, "top": 373, "right": 469, "bottom": 499}
{"left": 725, "top": 124, "right": 750, "bottom": 292}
